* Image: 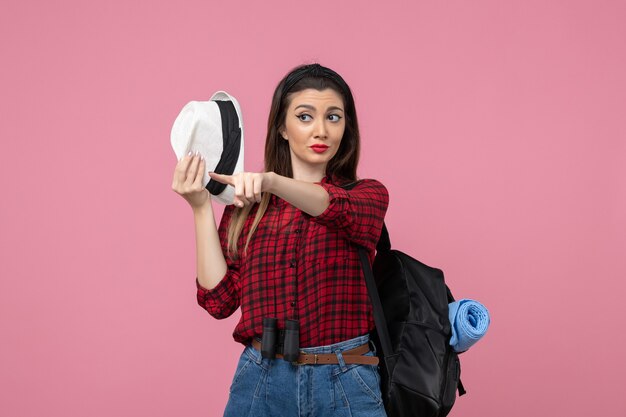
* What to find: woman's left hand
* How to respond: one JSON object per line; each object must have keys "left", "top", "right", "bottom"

{"left": 208, "top": 171, "right": 275, "bottom": 207}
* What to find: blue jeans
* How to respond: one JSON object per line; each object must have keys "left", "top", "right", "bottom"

{"left": 223, "top": 334, "right": 388, "bottom": 417}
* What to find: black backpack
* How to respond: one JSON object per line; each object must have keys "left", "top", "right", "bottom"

{"left": 342, "top": 182, "right": 466, "bottom": 417}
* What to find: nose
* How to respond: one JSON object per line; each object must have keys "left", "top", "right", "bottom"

{"left": 313, "top": 119, "right": 328, "bottom": 139}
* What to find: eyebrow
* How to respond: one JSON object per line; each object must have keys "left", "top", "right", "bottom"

{"left": 294, "top": 104, "right": 344, "bottom": 113}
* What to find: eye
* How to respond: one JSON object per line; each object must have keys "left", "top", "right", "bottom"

{"left": 297, "top": 114, "right": 312, "bottom": 122}
{"left": 328, "top": 114, "right": 342, "bottom": 122}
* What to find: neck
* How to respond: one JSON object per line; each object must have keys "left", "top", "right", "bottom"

{"left": 291, "top": 162, "right": 327, "bottom": 183}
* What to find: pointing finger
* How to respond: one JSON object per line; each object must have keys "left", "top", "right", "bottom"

{"left": 208, "top": 172, "right": 234, "bottom": 186}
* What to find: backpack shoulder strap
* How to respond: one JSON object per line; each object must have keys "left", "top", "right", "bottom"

{"left": 338, "top": 180, "right": 394, "bottom": 364}
{"left": 357, "top": 246, "right": 394, "bottom": 364}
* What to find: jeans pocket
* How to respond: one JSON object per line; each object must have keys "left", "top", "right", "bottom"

{"left": 224, "top": 348, "right": 269, "bottom": 417}
{"left": 332, "top": 351, "right": 384, "bottom": 411}
{"left": 230, "top": 347, "right": 267, "bottom": 394}
{"left": 350, "top": 363, "right": 383, "bottom": 404}
{"left": 229, "top": 352, "right": 254, "bottom": 394}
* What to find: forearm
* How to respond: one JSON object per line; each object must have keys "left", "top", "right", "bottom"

{"left": 193, "top": 202, "right": 228, "bottom": 290}
{"left": 267, "top": 172, "right": 330, "bottom": 217}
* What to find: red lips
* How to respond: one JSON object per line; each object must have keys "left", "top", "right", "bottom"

{"left": 310, "top": 145, "right": 329, "bottom": 153}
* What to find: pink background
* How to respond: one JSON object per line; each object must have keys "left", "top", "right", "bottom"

{"left": 1, "top": 0, "right": 625, "bottom": 416}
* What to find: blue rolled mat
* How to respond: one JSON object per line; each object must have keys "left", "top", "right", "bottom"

{"left": 448, "top": 299, "right": 490, "bottom": 352}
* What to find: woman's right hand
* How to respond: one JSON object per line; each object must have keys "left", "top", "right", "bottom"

{"left": 171, "top": 151, "right": 209, "bottom": 210}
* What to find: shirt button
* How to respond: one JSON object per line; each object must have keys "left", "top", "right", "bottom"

{"left": 289, "top": 262, "right": 295, "bottom": 268}
{"left": 290, "top": 301, "right": 296, "bottom": 307}
{"left": 294, "top": 229, "right": 301, "bottom": 234}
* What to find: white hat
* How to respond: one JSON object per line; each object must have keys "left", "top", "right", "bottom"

{"left": 170, "top": 91, "right": 244, "bottom": 205}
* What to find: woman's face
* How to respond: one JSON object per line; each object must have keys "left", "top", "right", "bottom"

{"left": 280, "top": 88, "right": 346, "bottom": 177}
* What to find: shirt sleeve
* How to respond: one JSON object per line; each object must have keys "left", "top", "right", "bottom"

{"left": 196, "top": 203, "right": 242, "bottom": 319}
{"left": 310, "top": 178, "right": 389, "bottom": 252}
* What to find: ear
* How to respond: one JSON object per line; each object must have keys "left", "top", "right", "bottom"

{"left": 279, "top": 128, "right": 288, "bottom": 140}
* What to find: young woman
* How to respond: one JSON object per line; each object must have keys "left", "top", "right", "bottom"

{"left": 172, "top": 63, "right": 389, "bottom": 417}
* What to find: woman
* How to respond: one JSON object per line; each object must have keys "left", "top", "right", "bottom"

{"left": 172, "top": 63, "right": 389, "bottom": 417}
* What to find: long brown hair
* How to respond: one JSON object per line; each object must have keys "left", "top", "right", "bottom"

{"left": 226, "top": 63, "right": 361, "bottom": 259}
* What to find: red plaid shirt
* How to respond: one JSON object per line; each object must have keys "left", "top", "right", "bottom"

{"left": 196, "top": 174, "right": 389, "bottom": 347}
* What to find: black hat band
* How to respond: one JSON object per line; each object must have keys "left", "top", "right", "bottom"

{"left": 206, "top": 100, "right": 242, "bottom": 197}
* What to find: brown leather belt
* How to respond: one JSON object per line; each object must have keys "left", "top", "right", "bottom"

{"left": 251, "top": 339, "right": 379, "bottom": 366}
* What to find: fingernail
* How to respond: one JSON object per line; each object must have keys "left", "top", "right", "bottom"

{"left": 187, "top": 151, "right": 192, "bottom": 156}
{"left": 200, "top": 155, "right": 205, "bottom": 161}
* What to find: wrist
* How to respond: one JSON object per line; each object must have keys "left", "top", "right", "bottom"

{"left": 265, "top": 171, "right": 279, "bottom": 194}
{"left": 192, "top": 199, "right": 213, "bottom": 216}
